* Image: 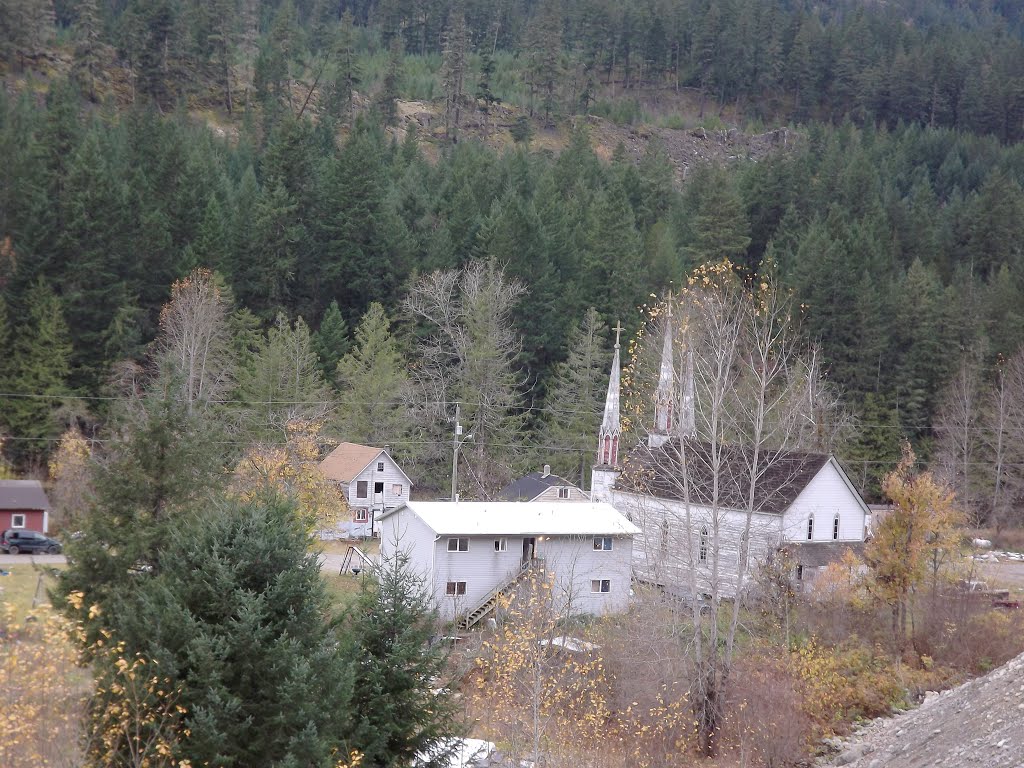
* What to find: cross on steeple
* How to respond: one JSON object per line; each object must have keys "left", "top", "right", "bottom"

{"left": 612, "top": 320, "right": 623, "bottom": 350}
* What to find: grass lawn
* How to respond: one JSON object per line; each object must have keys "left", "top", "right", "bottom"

{"left": 0, "top": 562, "right": 65, "bottom": 623}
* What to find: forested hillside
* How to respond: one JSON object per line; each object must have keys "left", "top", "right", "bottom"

{"left": 2, "top": 0, "right": 1024, "bottom": 519}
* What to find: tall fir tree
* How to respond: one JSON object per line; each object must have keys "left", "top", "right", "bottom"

{"left": 2, "top": 278, "right": 71, "bottom": 464}
{"left": 344, "top": 546, "right": 459, "bottom": 768}
{"left": 312, "top": 299, "right": 351, "bottom": 382}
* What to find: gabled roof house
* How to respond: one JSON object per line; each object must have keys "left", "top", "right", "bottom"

{"left": 319, "top": 442, "right": 413, "bottom": 537}
{"left": 496, "top": 465, "right": 588, "bottom": 502}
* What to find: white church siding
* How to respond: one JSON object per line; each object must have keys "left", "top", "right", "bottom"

{"left": 781, "top": 459, "right": 868, "bottom": 544}
{"left": 612, "top": 489, "right": 784, "bottom": 598}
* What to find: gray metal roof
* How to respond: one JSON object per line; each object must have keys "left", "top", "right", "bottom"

{"left": 497, "top": 471, "right": 583, "bottom": 502}
{"left": 0, "top": 480, "right": 51, "bottom": 511}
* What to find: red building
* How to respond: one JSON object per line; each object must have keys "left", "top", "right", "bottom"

{"left": 0, "top": 480, "right": 51, "bottom": 532}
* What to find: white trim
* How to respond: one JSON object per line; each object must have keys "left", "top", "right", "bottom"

{"left": 11, "top": 513, "right": 26, "bottom": 529}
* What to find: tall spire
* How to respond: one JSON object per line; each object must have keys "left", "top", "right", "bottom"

{"left": 680, "top": 333, "right": 696, "bottom": 438}
{"left": 597, "top": 321, "right": 623, "bottom": 467}
{"left": 650, "top": 296, "right": 674, "bottom": 447}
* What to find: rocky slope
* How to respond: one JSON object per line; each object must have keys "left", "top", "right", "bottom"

{"left": 823, "top": 651, "right": 1024, "bottom": 768}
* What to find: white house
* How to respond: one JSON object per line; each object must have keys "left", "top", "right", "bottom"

{"left": 379, "top": 501, "right": 640, "bottom": 626}
{"left": 496, "top": 465, "right": 588, "bottom": 502}
{"left": 320, "top": 442, "right": 413, "bottom": 537}
{"left": 590, "top": 315, "right": 868, "bottom": 598}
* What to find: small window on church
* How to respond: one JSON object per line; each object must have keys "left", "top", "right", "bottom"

{"left": 660, "top": 521, "right": 669, "bottom": 552}
{"left": 833, "top": 514, "right": 840, "bottom": 540}
{"left": 807, "top": 517, "right": 814, "bottom": 541}
{"left": 698, "top": 526, "right": 709, "bottom": 563}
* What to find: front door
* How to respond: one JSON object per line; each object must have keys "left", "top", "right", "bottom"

{"left": 522, "top": 537, "right": 536, "bottom": 566}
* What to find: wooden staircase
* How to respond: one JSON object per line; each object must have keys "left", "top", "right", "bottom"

{"left": 458, "top": 560, "right": 539, "bottom": 630}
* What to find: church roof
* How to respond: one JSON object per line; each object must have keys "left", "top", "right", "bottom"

{"left": 497, "top": 470, "right": 583, "bottom": 501}
{"left": 616, "top": 438, "right": 831, "bottom": 515}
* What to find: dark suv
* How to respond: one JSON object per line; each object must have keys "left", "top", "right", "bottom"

{"left": 0, "top": 529, "right": 62, "bottom": 555}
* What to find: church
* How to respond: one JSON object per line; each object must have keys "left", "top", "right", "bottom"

{"left": 590, "top": 313, "right": 869, "bottom": 598}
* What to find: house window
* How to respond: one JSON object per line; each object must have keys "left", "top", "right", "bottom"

{"left": 392, "top": 483, "right": 403, "bottom": 496}
{"left": 445, "top": 581, "right": 466, "bottom": 596}
{"left": 833, "top": 514, "right": 840, "bottom": 540}
{"left": 593, "top": 536, "right": 613, "bottom": 551}
{"left": 591, "top": 579, "right": 611, "bottom": 593}
{"left": 354, "top": 508, "right": 369, "bottom": 523}
{"left": 377, "top": 462, "right": 385, "bottom": 472}
{"left": 494, "top": 538, "right": 507, "bottom": 552}
{"left": 558, "top": 487, "right": 570, "bottom": 499}
{"left": 447, "top": 537, "right": 469, "bottom": 552}
{"left": 807, "top": 517, "right": 814, "bottom": 541}
{"left": 699, "top": 526, "right": 709, "bottom": 563}
{"left": 356, "top": 481, "right": 368, "bottom": 499}
{"left": 11, "top": 514, "right": 25, "bottom": 528}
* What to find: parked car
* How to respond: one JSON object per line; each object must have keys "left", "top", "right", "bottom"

{"left": 0, "top": 529, "right": 62, "bottom": 555}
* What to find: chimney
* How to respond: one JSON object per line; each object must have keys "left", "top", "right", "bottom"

{"left": 542, "top": 464, "right": 551, "bottom": 477}
{"left": 384, "top": 444, "right": 390, "bottom": 454}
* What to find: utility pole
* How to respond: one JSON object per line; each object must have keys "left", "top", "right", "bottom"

{"left": 451, "top": 402, "right": 472, "bottom": 502}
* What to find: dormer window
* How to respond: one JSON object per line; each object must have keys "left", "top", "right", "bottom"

{"left": 558, "top": 487, "right": 570, "bottom": 499}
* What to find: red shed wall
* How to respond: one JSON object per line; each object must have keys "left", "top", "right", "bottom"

{"left": 0, "top": 509, "right": 46, "bottom": 532}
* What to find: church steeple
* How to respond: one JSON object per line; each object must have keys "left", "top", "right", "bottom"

{"left": 597, "top": 321, "right": 623, "bottom": 467}
{"left": 649, "top": 298, "right": 674, "bottom": 448}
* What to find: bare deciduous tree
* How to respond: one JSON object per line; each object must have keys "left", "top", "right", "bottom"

{"left": 152, "top": 269, "right": 234, "bottom": 415}
{"left": 933, "top": 357, "right": 984, "bottom": 523}
{"left": 405, "top": 259, "right": 527, "bottom": 493}
{"left": 619, "top": 264, "right": 847, "bottom": 755}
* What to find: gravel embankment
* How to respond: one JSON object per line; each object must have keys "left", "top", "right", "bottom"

{"left": 822, "top": 651, "right": 1024, "bottom": 768}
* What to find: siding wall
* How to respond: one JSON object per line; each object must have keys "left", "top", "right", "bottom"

{"left": 379, "top": 506, "right": 437, "bottom": 587}
{"left": 781, "top": 461, "right": 867, "bottom": 543}
{"left": 531, "top": 485, "right": 590, "bottom": 503}
{"left": 612, "top": 489, "right": 783, "bottom": 598}
{"left": 382, "top": 517, "right": 635, "bottom": 622}
{"left": 340, "top": 457, "right": 410, "bottom": 537}
{"left": 0, "top": 509, "right": 46, "bottom": 532}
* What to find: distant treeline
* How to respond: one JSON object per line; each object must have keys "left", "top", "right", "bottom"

{"left": 6, "top": 0, "right": 1024, "bottom": 140}
{"left": 2, "top": 79, "right": 1024, "bottom": 500}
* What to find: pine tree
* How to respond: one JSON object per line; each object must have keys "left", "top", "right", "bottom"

{"left": 376, "top": 37, "right": 404, "bottom": 127}
{"left": 89, "top": 494, "right": 355, "bottom": 768}
{"left": 72, "top": 0, "right": 102, "bottom": 100}
{"left": 440, "top": 3, "right": 468, "bottom": 142}
{"left": 325, "top": 10, "right": 360, "bottom": 122}
{"left": 683, "top": 165, "right": 751, "bottom": 264}
{"left": 345, "top": 546, "right": 459, "bottom": 768}
{"left": 333, "top": 302, "right": 409, "bottom": 448}
{"left": 2, "top": 278, "right": 72, "bottom": 464}
{"left": 312, "top": 299, "right": 351, "bottom": 382}
{"left": 540, "top": 307, "right": 610, "bottom": 485}
{"left": 236, "top": 314, "right": 334, "bottom": 441}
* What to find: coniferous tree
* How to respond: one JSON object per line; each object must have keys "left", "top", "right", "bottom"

{"left": 2, "top": 278, "right": 71, "bottom": 463}
{"left": 236, "top": 314, "right": 333, "bottom": 441}
{"left": 333, "top": 302, "right": 409, "bottom": 449}
{"left": 72, "top": 0, "right": 102, "bottom": 100}
{"left": 345, "top": 546, "right": 459, "bottom": 768}
{"left": 540, "top": 307, "right": 610, "bottom": 485}
{"left": 312, "top": 299, "right": 350, "bottom": 382}
{"left": 88, "top": 494, "right": 356, "bottom": 768}
{"left": 440, "top": 2, "right": 468, "bottom": 142}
